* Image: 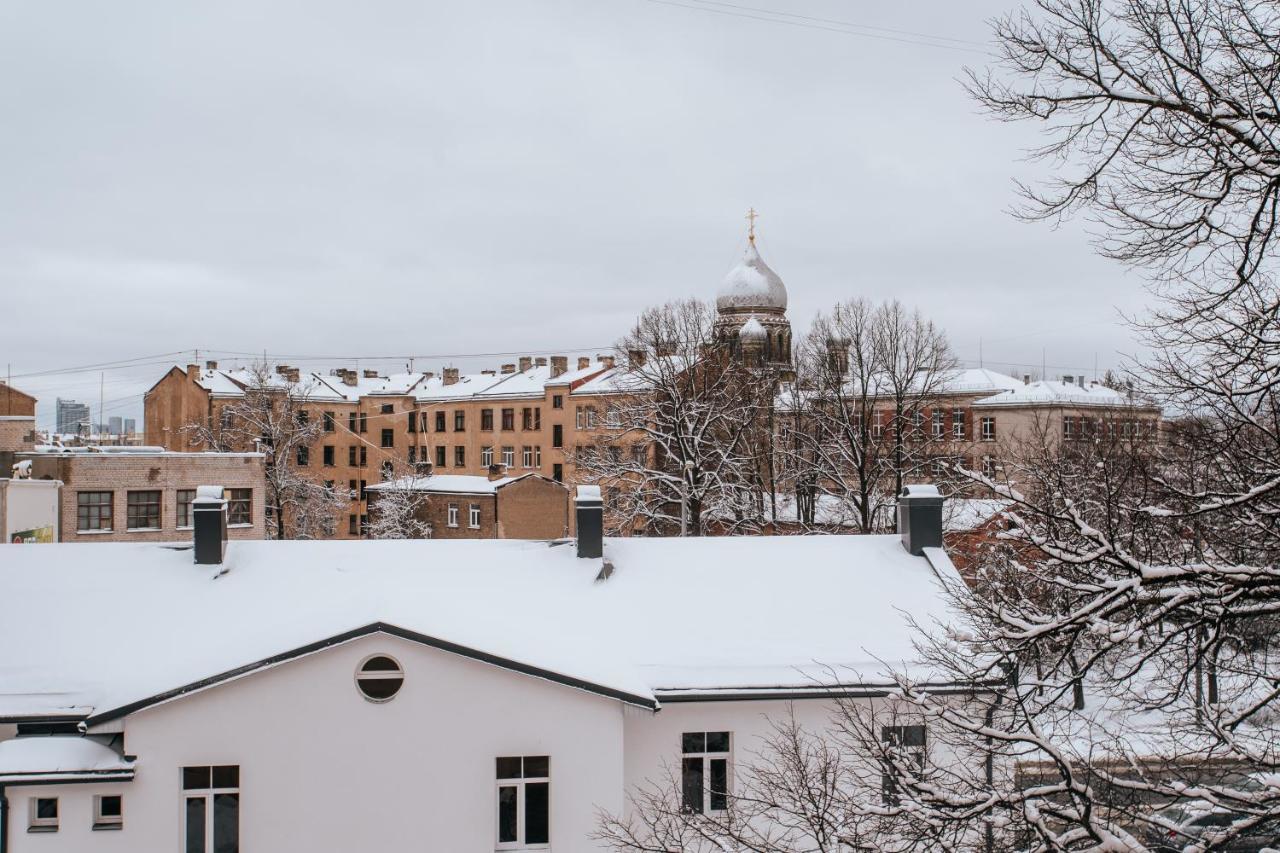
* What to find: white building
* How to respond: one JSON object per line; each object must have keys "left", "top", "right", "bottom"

{"left": 0, "top": 488, "right": 977, "bottom": 852}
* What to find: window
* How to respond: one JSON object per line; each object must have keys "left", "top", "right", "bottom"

{"left": 871, "top": 412, "right": 884, "bottom": 439}
{"left": 349, "top": 479, "right": 358, "bottom": 499}
{"left": 323, "top": 445, "right": 335, "bottom": 466}
{"left": 381, "top": 461, "right": 394, "bottom": 481}
{"left": 349, "top": 514, "right": 358, "bottom": 535}
{"left": 880, "top": 725, "right": 926, "bottom": 806}
{"left": 521, "top": 408, "right": 540, "bottom": 430}
{"left": 408, "top": 411, "right": 417, "bottom": 433}
{"left": 29, "top": 796, "right": 57, "bottom": 832}
{"left": 355, "top": 654, "right": 403, "bottom": 702}
{"left": 455, "top": 446, "right": 466, "bottom": 467}
{"left": 348, "top": 412, "right": 358, "bottom": 433}
{"left": 127, "top": 490, "right": 161, "bottom": 530}
{"left": 575, "top": 407, "right": 584, "bottom": 430}
{"left": 435, "top": 412, "right": 446, "bottom": 432}
{"left": 522, "top": 446, "right": 533, "bottom": 468}
{"left": 586, "top": 407, "right": 597, "bottom": 429}
{"left": 380, "top": 403, "right": 394, "bottom": 414}
{"left": 227, "top": 489, "right": 252, "bottom": 526}
{"left": 502, "top": 446, "right": 515, "bottom": 468}
{"left": 454, "top": 410, "right": 466, "bottom": 431}
{"left": 534, "top": 446, "right": 541, "bottom": 467}
{"left": 482, "top": 409, "right": 494, "bottom": 431}
{"left": 93, "top": 794, "right": 122, "bottom": 830}
{"left": 381, "top": 428, "right": 394, "bottom": 448}
{"left": 552, "top": 463, "right": 563, "bottom": 483}
{"left": 501, "top": 408, "right": 515, "bottom": 431}
{"left": 359, "top": 480, "right": 368, "bottom": 501}
{"left": 911, "top": 410, "right": 925, "bottom": 439}
{"left": 359, "top": 413, "right": 368, "bottom": 434}
{"left": 296, "top": 445, "right": 309, "bottom": 466}
{"left": 682, "top": 732, "right": 730, "bottom": 814}
{"left": 631, "top": 444, "right": 647, "bottom": 465}
{"left": 182, "top": 765, "right": 239, "bottom": 853}
{"left": 980, "top": 416, "right": 996, "bottom": 441}
{"left": 436, "top": 446, "right": 446, "bottom": 467}
{"left": 323, "top": 411, "right": 335, "bottom": 432}
{"left": 447, "top": 503, "right": 459, "bottom": 527}
{"left": 604, "top": 407, "right": 621, "bottom": 429}
{"left": 408, "top": 446, "right": 417, "bottom": 464}
{"left": 177, "top": 489, "right": 196, "bottom": 529}
{"left": 360, "top": 446, "right": 367, "bottom": 467}
{"left": 932, "top": 410, "right": 944, "bottom": 439}
{"left": 296, "top": 410, "right": 309, "bottom": 427}
{"left": 469, "top": 503, "right": 481, "bottom": 529}
{"left": 77, "top": 491, "right": 113, "bottom": 532}
{"left": 952, "top": 409, "right": 965, "bottom": 438}
{"left": 360, "top": 514, "right": 369, "bottom": 535}
{"left": 482, "top": 446, "right": 494, "bottom": 467}
{"left": 496, "top": 756, "right": 550, "bottom": 849}
{"left": 981, "top": 456, "right": 997, "bottom": 479}
{"left": 552, "top": 424, "right": 563, "bottom": 449}
{"left": 349, "top": 446, "right": 358, "bottom": 467}
{"left": 552, "top": 394, "right": 563, "bottom": 410}
{"left": 1063, "top": 416, "right": 1076, "bottom": 440}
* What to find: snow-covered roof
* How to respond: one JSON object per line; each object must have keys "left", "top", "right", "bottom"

{"left": 0, "top": 536, "right": 966, "bottom": 722}
{"left": 365, "top": 472, "right": 554, "bottom": 495}
{"left": 0, "top": 736, "right": 135, "bottom": 783}
{"left": 943, "top": 498, "right": 1012, "bottom": 533}
{"left": 716, "top": 242, "right": 788, "bottom": 313}
{"left": 973, "top": 379, "right": 1147, "bottom": 409}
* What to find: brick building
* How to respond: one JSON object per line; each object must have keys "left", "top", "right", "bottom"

{"left": 16, "top": 447, "right": 266, "bottom": 542}
{"left": 0, "top": 382, "right": 38, "bottom": 474}
{"left": 366, "top": 470, "right": 570, "bottom": 540}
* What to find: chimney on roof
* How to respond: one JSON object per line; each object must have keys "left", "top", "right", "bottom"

{"left": 482, "top": 369, "right": 496, "bottom": 376}
{"left": 442, "top": 368, "right": 460, "bottom": 386}
{"left": 500, "top": 363, "right": 515, "bottom": 374}
{"left": 424, "top": 371, "right": 435, "bottom": 380}
{"left": 898, "top": 485, "right": 944, "bottom": 556}
{"left": 193, "top": 485, "right": 228, "bottom": 565}
{"left": 577, "top": 357, "right": 590, "bottom": 371}
{"left": 1023, "top": 374, "right": 1031, "bottom": 385}
{"left": 487, "top": 463, "right": 507, "bottom": 481}
{"left": 205, "top": 360, "right": 218, "bottom": 370}
{"left": 519, "top": 356, "right": 533, "bottom": 372}
{"left": 627, "top": 348, "right": 646, "bottom": 367}
{"left": 1063, "top": 375, "right": 1073, "bottom": 385}
{"left": 655, "top": 340, "right": 676, "bottom": 357}
{"left": 550, "top": 356, "right": 568, "bottom": 377}
{"left": 535, "top": 357, "right": 547, "bottom": 367}
{"left": 597, "top": 355, "right": 615, "bottom": 368}
{"left": 575, "top": 485, "right": 603, "bottom": 559}
{"left": 187, "top": 363, "right": 199, "bottom": 376}
{"left": 363, "top": 369, "right": 379, "bottom": 379}
{"left": 1078, "top": 375, "right": 1086, "bottom": 388}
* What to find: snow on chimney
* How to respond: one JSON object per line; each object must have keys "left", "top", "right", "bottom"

{"left": 501, "top": 364, "right": 516, "bottom": 375}
{"left": 535, "top": 357, "right": 547, "bottom": 367}
{"left": 897, "top": 484, "right": 944, "bottom": 556}
{"left": 205, "top": 360, "right": 218, "bottom": 370}
{"left": 363, "top": 369, "right": 379, "bottom": 379}
{"left": 550, "top": 356, "right": 567, "bottom": 377}
{"left": 627, "top": 349, "right": 646, "bottom": 367}
{"left": 597, "top": 354, "right": 615, "bottom": 368}
{"left": 442, "top": 368, "right": 460, "bottom": 386}
{"left": 193, "top": 485, "right": 228, "bottom": 566}
{"left": 575, "top": 485, "right": 603, "bottom": 559}
{"left": 518, "top": 356, "right": 533, "bottom": 372}
{"left": 577, "top": 357, "right": 590, "bottom": 370}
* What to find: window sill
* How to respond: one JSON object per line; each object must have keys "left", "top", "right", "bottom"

{"left": 92, "top": 823, "right": 123, "bottom": 831}
{"left": 176, "top": 525, "right": 193, "bottom": 531}
{"left": 126, "top": 527, "right": 162, "bottom": 533}
{"left": 76, "top": 529, "right": 114, "bottom": 535}
{"left": 228, "top": 523, "right": 253, "bottom": 529}
{"left": 27, "top": 826, "right": 57, "bottom": 833}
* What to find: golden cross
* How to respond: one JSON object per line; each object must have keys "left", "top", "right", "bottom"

{"left": 745, "top": 207, "right": 759, "bottom": 243}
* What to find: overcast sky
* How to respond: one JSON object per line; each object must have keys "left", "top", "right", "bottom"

{"left": 0, "top": 0, "right": 1153, "bottom": 429}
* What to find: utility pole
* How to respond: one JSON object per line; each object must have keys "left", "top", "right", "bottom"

{"left": 99, "top": 372, "right": 105, "bottom": 440}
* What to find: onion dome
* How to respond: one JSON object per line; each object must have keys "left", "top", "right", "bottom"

{"left": 716, "top": 242, "right": 788, "bottom": 313}
{"left": 738, "top": 317, "right": 768, "bottom": 342}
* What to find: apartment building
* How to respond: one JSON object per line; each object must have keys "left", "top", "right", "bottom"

{"left": 366, "top": 470, "right": 570, "bottom": 539}
{"left": 0, "top": 381, "right": 38, "bottom": 473}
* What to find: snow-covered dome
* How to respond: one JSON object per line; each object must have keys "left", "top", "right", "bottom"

{"left": 738, "top": 317, "right": 767, "bottom": 341}
{"left": 716, "top": 242, "right": 788, "bottom": 313}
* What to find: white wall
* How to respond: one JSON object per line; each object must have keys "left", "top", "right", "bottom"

{"left": 7, "top": 632, "right": 627, "bottom": 853}
{"left": 0, "top": 479, "right": 59, "bottom": 542}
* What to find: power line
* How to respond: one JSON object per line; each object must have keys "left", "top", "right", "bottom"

{"left": 636, "top": 0, "right": 992, "bottom": 55}
{"left": 679, "top": 0, "right": 988, "bottom": 47}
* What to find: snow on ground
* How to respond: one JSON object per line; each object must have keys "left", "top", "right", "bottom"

{"left": 0, "top": 535, "right": 963, "bottom": 720}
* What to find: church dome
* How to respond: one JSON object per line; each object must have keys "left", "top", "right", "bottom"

{"left": 716, "top": 242, "right": 788, "bottom": 313}
{"left": 738, "top": 317, "right": 767, "bottom": 341}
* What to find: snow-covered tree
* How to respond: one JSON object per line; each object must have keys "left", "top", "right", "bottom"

{"left": 183, "top": 363, "right": 343, "bottom": 540}
{"left": 366, "top": 469, "right": 433, "bottom": 540}
{"left": 571, "top": 299, "right": 778, "bottom": 536}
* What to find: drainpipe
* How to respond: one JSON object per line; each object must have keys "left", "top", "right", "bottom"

{"left": 1, "top": 783, "right": 9, "bottom": 853}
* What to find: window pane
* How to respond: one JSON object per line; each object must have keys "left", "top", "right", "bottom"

{"left": 709, "top": 758, "right": 728, "bottom": 811}
{"left": 681, "top": 732, "right": 705, "bottom": 754}
{"left": 681, "top": 757, "right": 704, "bottom": 814}
{"left": 705, "top": 732, "right": 730, "bottom": 752}
{"left": 183, "top": 766, "right": 212, "bottom": 790}
{"left": 525, "top": 781, "right": 549, "bottom": 845}
{"left": 185, "top": 797, "right": 206, "bottom": 853}
{"left": 100, "top": 795, "right": 122, "bottom": 817}
{"left": 211, "top": 765, "right": 239, "bottom": 788}
{"left": 497, "top": 785, "right": 518, "bottom": 843}
{"left": 357, "top": 675, "right": 403, "bottom": 700}
{"left": 523, "top": 756, "right": 549, "bottom": 778}
{"left": 361, "top": 656, "right": 400, "bottom": 672}
{"left": 212, "top": 793, "right": 238, "bottom": 853}
{"left": 496, "top": 757, "right": 522, "bottom": 779}
{"left": 36, "top": 798, "right": 57, "bottom": 819}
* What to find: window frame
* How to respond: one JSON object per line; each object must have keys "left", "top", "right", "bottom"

{"left": 482, "top": 446, "right": 494, "bottom": 467}
{"left": 181, "top": 765, "right": 239, "bottom": 853}
{"left": 951, "top": 408, "right": 965, "bottom": 438}
{"left": 454, "top": 446, "right": 466, "bottom": 467}
{"left": 126, "top": 489, "right": 162, "bottom": 531}
{"left": 28, "top": 796, "right": 58, "bottom": 832}
{"left": 447, "top": 503, "right": 459, "bottom": 528}
{"left": 381, "top": 428, "right": 394, "bottom": 448}
{"left": 980, "top": 416, "right": 996, "bottom": 442}
{"left": 176, "top": 488, "right": 196, "bottom": 529}
{"left": 354, "top": 653, "right": 404, "bottom": 703}
{"left": 77, "top": 490, "right": 114, "bottom": 532}
{"left": 469, "top": 503, "right": 481, "bottom": 529}
{"left": 502, "top": 446, "right": 515, "bottom": 468}
{"left": 227, "top": 488, "right": 252, "bottom": 527}
{"left": 93, "top": 794, "right": 123, "bottom": 831}
{"left": 496, "top": 756, "right": 550, "bottom": 850}
{"left": 454, "top": 410, "right": 466, "bottom": 432}
{"left": 681, "top": 731, "right": 731, "bottom": 815}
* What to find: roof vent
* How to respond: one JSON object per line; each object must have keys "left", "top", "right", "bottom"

{"left": 193, "top": 485, "right": 228, "bottom": 566}
{"left": 898, "top": 484, "right": 944, "bottom": 556}
{"left": 575, "top": 485, "right": 603, "bottom": 559}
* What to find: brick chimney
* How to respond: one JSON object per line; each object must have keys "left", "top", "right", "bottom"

{"left": 187, "top": 363, "right": 200, "bottom": 377}
{"left": 205, "top": 360, "right": 218, "bottom": 370}
{"left": 575, "top": 485, "right": 603, "bottom": 559}
{"left": 627, "top": 349, "right": 646, "bottom": 367}
{"left": 898, "top": 485, "right": 944, "bottom": 556}
{"left": 597, "top": 355, "right": 615, "bottom": 368}
{"left": 443, "top": 368, "right": 460, "bottom": 386}
{"left": 577, "top": 357, "right": 590, "bottom": 371}
{"left": 550, "top": 356, "right": 568, "bottom": 377}
{"left": 363, "top": 369, "right": 379, "bottom": 379}
{"left": 519, "top": 356, "right": 533, "bottom": 372}
{"left": 487, "top": 463, "right": 507, "bottom": 481}
{"left": 535, "top": 357, "right": 547, "bottom": 367}
{"left": 193, "top": 485, "right": 228, "bottom": 565}
{"left": 501, "top": 364, "right": 516, "bottom": 375}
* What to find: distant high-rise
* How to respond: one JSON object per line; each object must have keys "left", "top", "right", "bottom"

{"left": 124, "top": 418, "right": 137, "bottom": 435}
{"left": 55, "top": 398, "right": 91, "bottom": 436}
{"left": 108, "top": 416, "right": 124, "bottom": 435}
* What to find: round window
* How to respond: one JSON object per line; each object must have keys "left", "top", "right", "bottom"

{"left": 355, "top": 654, "right": 403, "bottom": 702}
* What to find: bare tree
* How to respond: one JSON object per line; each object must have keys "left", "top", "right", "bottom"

{"left": 184, "top": 363, "right": 343, "bottom": 540}
{"left": 571, "top": 299, "right": 776, "bottom": 536}
{"left": 366, "top": 466, "right": 433, "bottom": 540}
